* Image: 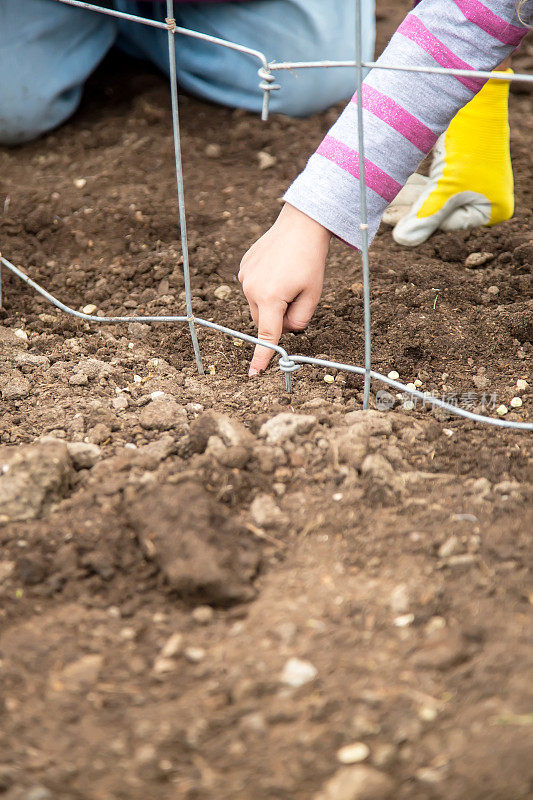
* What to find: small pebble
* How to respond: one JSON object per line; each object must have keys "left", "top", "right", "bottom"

{"left": 337, "top": 742, "right": 370, "bottom": 764}
{"left": 133, "top": 374, "right": 142, "bottom": 383}
{"left": 14, "top": 328, "right": 28, "bottom": 341}
{"left": 160, "top": 632, "right": 183, "bottom": 659}
{"left": 280, "top": 657, "right": 317, "bottom": 688}
{"left": 387, "top": 370, "right": 399, "bottom": 380}
{"left": 419, "top": 706, "right": 438, "bottom": 722}
{"left": 214, "top": 284, "right": 231, "bottom": 300}
{"left": 496, "top": 404, "right": 508, "bottom": 417}
{"left": 413, "top": 379, "right": 423, "bottom": 388}
{"left": 208, "top": 365, "right": 216, "bottom": 375}
{"left": 405, "top": 383, "right": 416, "bottom": 392}
{"left": 257, "top": 150, "right": 277, "bottom": 170}
{"left": 324, "top": 374, "right": 335, "bottom": 384}
{"left": 510, "top": 396, "right": 523, "bottom": 408}
{"left": 487, "top": 285, "right": 499, "bottom": 296}
{"left": 82, "top": 304, "right": 97, "bottom": 315}
{"left": 402, "top": 400, "right": 415, "bottom": 411}
{"left": 73, "top": 178, "right": 87, "bottom": 189}
{"left": 465, "top": 251, "right": 493, "bottom": 267}
{"left": 516, "top": 379, "right": 528, "bottom": 392}
{"left": 184, "top": 647, "right": 206, "bottom": 663}
{"left": 232, "top": 338, "right": 243, "bottom": 347}
{"left": 191, "top": 605, "right": 214, "bottom": 625}
{"left": 393, "top": 613, "right": 414, "bottom": 627}
{"left": 205, "top": 143, "right": 221, "bottom": 158}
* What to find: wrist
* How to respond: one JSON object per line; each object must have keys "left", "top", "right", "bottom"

{"left": 279, "top": 203, "right": 332, "bottom": 245}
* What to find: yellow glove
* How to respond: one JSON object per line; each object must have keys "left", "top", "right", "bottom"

{"left": 383, "top": 70, "right": 514, "bottom": 246}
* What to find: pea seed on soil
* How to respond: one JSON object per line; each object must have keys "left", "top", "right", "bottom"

{"left": 0, "top": 3, "right": 532, "bottom": 799}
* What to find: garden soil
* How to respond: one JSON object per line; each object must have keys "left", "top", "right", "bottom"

{"left": 0, "top": 2, "right": 532, "bottom": 799}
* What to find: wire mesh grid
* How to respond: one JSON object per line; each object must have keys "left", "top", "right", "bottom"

{"left": 1, "top": 0, "right": 531, "bottom": 431}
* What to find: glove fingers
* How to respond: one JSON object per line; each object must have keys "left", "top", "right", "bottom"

{"left": 439, "top": 204, "right": 492, "bottom": 231}
{"left": 393, "top": 191, "right": 492, "bottom": 246}
{"left": 382, "top": 174, "right": 429, "bottom": 226}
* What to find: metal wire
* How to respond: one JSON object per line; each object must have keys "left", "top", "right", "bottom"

{"left": 166, "top": 0, "right": 203, "bottom": 374}
{"left": 2, "top": 255, "right": 531, "bottom": 430}
{"left": 55, "top": 0, "right": 278, "bottom": 119}
{"left": 3, "top": 0, "right": 531, "bottom": 434}
{"left": 354, "top": 0, "right": 371, "bottom": 410}
{"left": 268, "top": 60, "right": 533, "bottom": 84}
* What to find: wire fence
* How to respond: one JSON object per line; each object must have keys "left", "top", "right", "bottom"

{"left": 1, "top": 0, "right": 532, "bottom": 431}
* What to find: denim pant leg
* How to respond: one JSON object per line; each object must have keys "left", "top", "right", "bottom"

{"left": 0, "top": 0, "right": 116, "bottom": 145}
{"left": 114, "top": 0, "right": 376, "bottom": 117}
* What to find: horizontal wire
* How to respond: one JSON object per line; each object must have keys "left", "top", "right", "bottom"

{"left": 2, "top": 257, "right": 531, "bottom": 431}
{"left": 269, "top": 60, "right": 533, "bottom": 83}
{"left": 55, "top": 0, "right": 268, "bottom": 68}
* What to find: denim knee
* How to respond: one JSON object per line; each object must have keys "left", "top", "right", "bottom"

{"left": 0, "top": 86, "right": 82, "bottom": 146}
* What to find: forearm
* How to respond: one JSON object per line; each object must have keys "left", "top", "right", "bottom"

{"left": 284, "top": 0, "right": 529, "bottom": 249}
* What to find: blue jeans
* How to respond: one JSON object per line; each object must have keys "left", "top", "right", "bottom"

{"left": 0, "top": 0, "right": 375, "bottom": 145}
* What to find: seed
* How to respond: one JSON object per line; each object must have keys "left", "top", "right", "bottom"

{"left": 516, "top": 379, "right": 528, "bottom": 392}
{"left": 403, "top": 400, "right": 415, "bottom": 411}
{"left": 208, "top": 365, "right": 216, "bottom": 375}
{"left": 388, "top": 370, "right": 399, "bottom": 380}
{"left": 414, "top": 379, "right": 423, "bottom": 388}
{"left": 324, "top": 374, "right": 335, "bottom": 384}
{"left": 82, "top": 304, "right": 97, "bottom": 314}
{"left": 405, "top": 382, "right": 416, "bottom": 392}
{"left": 74, "top": 178, "right": 87, "bottom": 189}
{"left": 510, "top": 397, "right": 523, "bottom": 408}
{"left": 496, "top": 404, "right": 508, "bottom": 417}
{"left": 232, "top": 338, "right": 243, "bottom": 347}
{"left": 337, "top": 742, "right": 370, "bottom": 764}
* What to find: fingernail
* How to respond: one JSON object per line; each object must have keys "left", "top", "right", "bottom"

{"left": 248, "top": 367, "right": 260, "bottom": 377}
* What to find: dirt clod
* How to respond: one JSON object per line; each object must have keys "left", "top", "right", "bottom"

{"left": 0, "top": 440, "right": 72, "bottom": 523}
{"left": 127, "top": 481, "right": 261, "bottom": 604}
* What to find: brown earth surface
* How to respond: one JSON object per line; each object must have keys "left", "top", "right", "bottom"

{"left": 0, "top": 3, "right": 532, "bottom": 799}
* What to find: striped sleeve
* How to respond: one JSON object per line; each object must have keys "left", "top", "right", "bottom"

{"left": 284, "top": 0, "right": 530, "bottom": 250}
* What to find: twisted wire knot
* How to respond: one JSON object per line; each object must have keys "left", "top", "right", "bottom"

{"left": 165, "top": 17, "right": 177, "bottom": 32}
{"left": 278, "top": 356, "right": 300, "bottom": 374}
{"left": 258, "top": 66, "right": 281, "bottom": 96}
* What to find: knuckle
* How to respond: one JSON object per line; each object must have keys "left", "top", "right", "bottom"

{"left": 257, "top": 330, "right": 276, "bottom": 343}
{"left": 288, "top": 318, "right": 309, "bottom": 332}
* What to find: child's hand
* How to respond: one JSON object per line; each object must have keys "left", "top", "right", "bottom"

{"left": 238, "top": 203, "right": 331, "bottom": 375}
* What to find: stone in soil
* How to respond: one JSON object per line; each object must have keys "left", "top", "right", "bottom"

{"left": 66, "top": 442, "right": 101, "bottom": 470}
{"left": 126, "top": 481, "right": 261, "bottom": 604}
{"left": 412, "top": 629, "right": 468, "bottom": 670}
{"left": 49, "top": 654, "right": 103, "bottom": 694}
{"left": 280, "top": 657, "right": 318, "bottom": 688}
{"left": 139, "top": 398, "right": 188, "bottom": 431}
{"left": 0, "top": 440, "right": 73, "bottom": 523}
{"left": 250, "top": 493, "right": 287, "bottom": 529}
{"left": 314, "top": 765, "right": 395, "bottom": 800}
{"left": 259, "top": 412, "right": 316, "bottom": 444}
{"left": 0, "top": 370, "right": 30, "bottom": 400}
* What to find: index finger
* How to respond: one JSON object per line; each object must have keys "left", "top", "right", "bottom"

{"left": 249, "top": 301, "right": 286, "bottom": 376}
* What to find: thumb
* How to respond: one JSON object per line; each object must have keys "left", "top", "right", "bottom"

{"left": 249, "top": 302, "right": 285, "bottom": 376}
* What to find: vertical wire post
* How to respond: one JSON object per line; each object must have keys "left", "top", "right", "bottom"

{"left": 166, "top": 0, "right": 204, "bottom": 374}
{"left": 354, "top": 0, "right": 371, "bottom": 409}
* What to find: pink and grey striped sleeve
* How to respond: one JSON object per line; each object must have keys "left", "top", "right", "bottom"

{"left": 284, "top": 0, "right": 530, "bottom": 250}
